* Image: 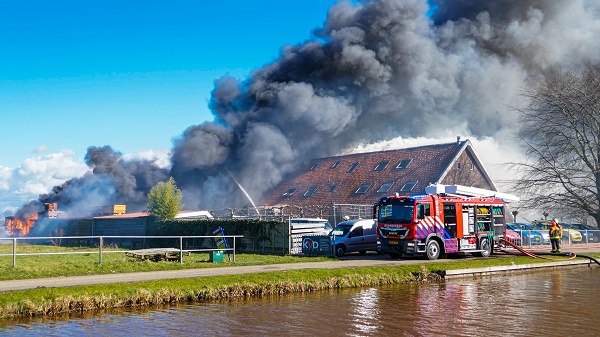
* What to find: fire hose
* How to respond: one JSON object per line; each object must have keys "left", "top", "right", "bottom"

{"left": 498, "top": 238, "right": 600, "bottom": 266}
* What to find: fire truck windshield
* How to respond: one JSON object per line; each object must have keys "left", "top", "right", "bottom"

{"left": 378, "top": 203, "right": 414, "bottom": 224}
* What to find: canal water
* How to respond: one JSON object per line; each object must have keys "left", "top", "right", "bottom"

{"left": 1, "top": 266, "right": 599, "bottom": 336}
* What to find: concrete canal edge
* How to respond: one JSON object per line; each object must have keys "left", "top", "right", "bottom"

{"left": 443, "top": 259, "right": 595, "bottom": 279}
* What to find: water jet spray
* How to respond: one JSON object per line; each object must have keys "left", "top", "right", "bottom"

{"left": 225, "top": 169, "right": 260, "bottom": 217}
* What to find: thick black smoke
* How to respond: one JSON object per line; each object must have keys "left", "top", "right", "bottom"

{"left": 18, "top": 0, "right": 600, "bottom": 216}
{"left": 37, "top": 146, "right": 169, "bottom": 217}
{"left": 171, "top": 0, "right": 600, "bottom": 209}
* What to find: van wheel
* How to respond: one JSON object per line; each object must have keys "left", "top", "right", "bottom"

{"left": 335, "top": 245, "right": 346, "bottom": 257}
{"left": 358, "top": 250, "right": 367, "bottom": 255}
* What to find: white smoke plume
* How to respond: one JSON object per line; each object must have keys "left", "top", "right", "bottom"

{"left": 16, "top": 0, "right": 600, "bottom": 216}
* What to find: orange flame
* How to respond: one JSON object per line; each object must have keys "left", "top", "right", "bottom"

{"left": 4, "top": 213, "right": 38, "bottom": 237}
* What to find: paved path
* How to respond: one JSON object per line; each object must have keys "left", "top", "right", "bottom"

{"left": 0, "top": 255, "right": 442, "bottom": 292}
{"left": 1, "top": 246, "right": 599, "bottom": 292}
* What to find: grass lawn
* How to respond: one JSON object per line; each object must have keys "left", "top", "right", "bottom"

{"left": 0, "top": 243, "right": 332, "bottom": 281}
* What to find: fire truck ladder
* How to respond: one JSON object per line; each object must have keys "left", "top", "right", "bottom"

{"left": 424, "top": 184, "right": 520, "bottom": 202}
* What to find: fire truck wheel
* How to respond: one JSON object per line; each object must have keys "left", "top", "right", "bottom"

{"left": 335, "top": 245, "right": 346, "bottom": 257}
{"left": 476, "top": 238, "right": 492, "bottom": 257}
{"left": 426, "top": 240, "right": 441, "bottom": 260}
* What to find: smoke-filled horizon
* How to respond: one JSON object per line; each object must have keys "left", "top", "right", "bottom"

{"left": 17, "top": 0, "right": 600, "bottom": 217}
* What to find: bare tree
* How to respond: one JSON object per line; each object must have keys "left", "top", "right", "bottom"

{"left": 511, "top": 65, "right": 600, "bottom": 225}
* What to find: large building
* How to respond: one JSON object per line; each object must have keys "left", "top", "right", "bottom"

{"left": 261, "top": 138, "right": 498, "bottom": 220}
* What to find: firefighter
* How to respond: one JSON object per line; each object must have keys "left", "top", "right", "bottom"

{"left": 549, "top": 218, "right": 562, "bottom": 253}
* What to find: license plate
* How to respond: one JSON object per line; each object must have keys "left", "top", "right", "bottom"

{"left": 389, "top": 241, "right": 398, "bottom": 245}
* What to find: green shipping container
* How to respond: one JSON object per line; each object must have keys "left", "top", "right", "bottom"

{"left": 210, "top": 250, "right": 224, "bottom": 263}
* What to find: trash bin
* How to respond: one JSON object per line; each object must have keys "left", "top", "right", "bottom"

{"left": 209, "top": 250, "right": 224, "bottom": 263}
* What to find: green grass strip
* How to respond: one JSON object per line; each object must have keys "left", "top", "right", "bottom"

{"left": 0, "top": 244, "right": 332, "bottom": 281}
{"left": 0, "top": 253, "right": 593, "bottom": 319}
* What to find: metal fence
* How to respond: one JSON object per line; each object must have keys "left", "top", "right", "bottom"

{"left": 508, "top": 229, "right": 600, "bottom": 248}
{"left": 0, "top": 235, "right": 243, "bottom": 267}
{"left": 210, "top": 203, "right": 373, "bottom": 224}
{"left": 3, "top": 229, "right": 597, "bottom": 265}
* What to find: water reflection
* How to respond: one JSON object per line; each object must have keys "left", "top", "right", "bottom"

{"left": 348, "top": 288, "right": 379, "bottom": 336}
{"left": 2, "top": 267, "right": 599, "bottom": 336}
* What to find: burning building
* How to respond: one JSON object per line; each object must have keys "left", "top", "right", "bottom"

{"left": 4, "top": 213, "right": 38, "bottom": 237}
{"left": 4, "top": 203, "right": 67, "bottom": 237}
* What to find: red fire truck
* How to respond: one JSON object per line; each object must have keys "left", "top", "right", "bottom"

{"left": 374, "top": 185, "right": 518, "bottom": 260}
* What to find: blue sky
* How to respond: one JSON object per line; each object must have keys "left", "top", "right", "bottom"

{"left": 0, "top": 0, "right": 341, "bottom": 212}
{"left": 0, "top": 0, "right": 561, "bottom": 221}
{"left": 0, "top": 0, "right": 339, "bottom": 169}
{"left": 2, "top": 0, "right": 597, "bottom": 223}
{"left": 0, "top": 0, "right": 519, "bottom": 215}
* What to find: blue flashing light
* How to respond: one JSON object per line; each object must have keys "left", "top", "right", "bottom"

{"left": 408, "top": 194, "right": 429, "bottom": 200}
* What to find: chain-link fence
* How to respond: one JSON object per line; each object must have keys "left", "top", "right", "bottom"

{"left": 210, "top": 203, "right": 373, "bottom": 226}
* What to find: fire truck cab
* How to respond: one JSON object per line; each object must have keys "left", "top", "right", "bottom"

{"left": 374, "top": 184, "right": 518, "bottom": 260}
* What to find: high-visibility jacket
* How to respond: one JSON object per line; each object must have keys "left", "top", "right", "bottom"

{"left": 549, "top": 221, "right": 562, "bottom": 239}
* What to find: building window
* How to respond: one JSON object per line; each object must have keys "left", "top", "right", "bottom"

{"left": 457, "top": 162, "right": 461, "bottom": 169}
{"left": 328, "top": 185, "right": 337, "bottom": 192}
{"left": 347, "top": 162, "right": 359, "bottom": 173}
{"left": 396, "top": 158, "right": 413, "bottom": 170}
{"left": 374, "top": 161, "right": 389, "bottom": 172}
{"left": 470, "top": 163, "right": 475, "bottom": 170}
{"left": 331, "top": 161, "right": 340, "bottom": 169}
{"left": 283, "top": 188, "right": 297, "bottom": 196}
{"left": 310, "top": 164, "right": 318, "bottom": 171}
{"left": 400, "top": 181, "right": 418, "bottom": 192}
{"left": 304, "top": 186, "right": 318, "bottom": 197}
{"left": 377, "top": 182, "right": 394, "bottom": 193}
{"left": 355, "top": 183, "right": 372, "bottom": 194}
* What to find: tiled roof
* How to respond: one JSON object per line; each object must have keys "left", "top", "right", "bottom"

{"left": 261, "top": 140, "right": 486, "bottom": 207}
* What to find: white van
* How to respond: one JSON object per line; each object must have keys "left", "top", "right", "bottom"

{"left": 290, "top": 218, "right": 333, "bottom": 236}
{"left": 329, "top": 219, "right": 377, "bottom": 257}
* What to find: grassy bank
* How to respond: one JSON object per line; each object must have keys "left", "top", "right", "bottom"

{"left": 0, "top": 249, "right": 593, "bottom": 319}
{"left": 0, "top": 244, "right": 331, "bottom": 280}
